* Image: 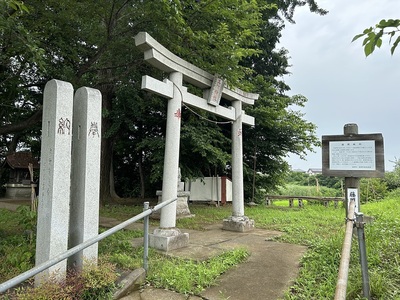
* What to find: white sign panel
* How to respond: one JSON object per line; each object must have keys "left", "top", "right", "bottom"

{"left": 329, "top": 140, "right": 375, "bottom": 171}
{"left": 347, "top": 188, "right": 359, "bottom": 214}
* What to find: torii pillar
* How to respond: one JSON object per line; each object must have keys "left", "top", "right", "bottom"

{"left": 135, "top": 32, "right": 258, "bottom": 250}
{"left": 221, "top": 100, "right": 255, "bottom": 232}
{"left": 149, "top": 71, "right": 190, "bottom": 251}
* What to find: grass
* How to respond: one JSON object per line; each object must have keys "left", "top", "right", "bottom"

{"left": 277, "top": 197, "right": 400, "bottom": 300}
{"left": 2, "top": 195, "right": 400, "bottom": 299}
{"left": 146, "top": 248, "right": 249, "bottom": 294}
{"left": 0, "top": 208, "right": 36, "bottom": 282}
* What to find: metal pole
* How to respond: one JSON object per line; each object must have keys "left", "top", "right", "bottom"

{"left": 143, "top": 202, "right": 149, "bottom": 272}
{"left": 335, "top": 199, "right": 356, "bottom": 300}
{"left": 356, "top": 212, "right": 371, "bottom": 299}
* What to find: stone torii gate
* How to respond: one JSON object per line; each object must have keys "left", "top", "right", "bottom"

{"left": 135, "top": 32, "right": 258, "bottom": 250}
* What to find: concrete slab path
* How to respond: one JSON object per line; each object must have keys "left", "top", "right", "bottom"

{"left": 124, "top": 223, "right": 307, "bottom": 300}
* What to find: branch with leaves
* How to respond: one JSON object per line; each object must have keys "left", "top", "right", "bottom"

{"left": 352, "top": 19, "right": 400, "bottom": 56}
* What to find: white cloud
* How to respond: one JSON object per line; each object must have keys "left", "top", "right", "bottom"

{"left": 280, "top": 0, "right": 400, "bottom": 171}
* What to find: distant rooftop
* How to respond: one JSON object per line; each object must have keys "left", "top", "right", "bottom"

{"left": 306, "top": 168, "right": 322, "bottom": 175}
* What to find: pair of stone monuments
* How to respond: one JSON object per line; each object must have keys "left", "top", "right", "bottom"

{"left": 34, "top": 32, "right": 258, "bottom": 284}
{"left": 35, "top": 80, "right": 102, "bottom": 284}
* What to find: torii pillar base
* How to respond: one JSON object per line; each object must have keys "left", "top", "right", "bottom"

{"left": 149, "top": 228, "right": 189, "bottom": 252}
{"left": 222, "top": 216, "right": 254, "bottom": 232}
{"left": 151, "top": 190, "right": 194, "bottom": 220}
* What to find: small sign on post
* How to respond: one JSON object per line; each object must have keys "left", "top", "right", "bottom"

{"left": 347, "top": 188, "right": 359, "bottom": 214}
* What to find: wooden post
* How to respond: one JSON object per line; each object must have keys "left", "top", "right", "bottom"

{"left": 298, "top": 199, "right": 303, "bottom": 208}
{"left": 28, "top": 163, "right": 37, "bottom": 212}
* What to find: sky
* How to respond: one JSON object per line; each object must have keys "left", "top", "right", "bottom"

{"left": 279, "top": 0, "right": 400, "bottom": 172}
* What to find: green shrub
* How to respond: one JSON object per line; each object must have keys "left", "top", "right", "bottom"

{"left": 9, "top": 259, "right": 118, "bottom": 300}
{"left": 16, "top": 206, "right": 37, "bottom": 244}
{"left": 387, "top": 188, "right": 400, "bottom": 198}
{"left": 383, "top": 159, "right": 400, "bottom": 191}
{"left": 277, "top": 184, "right": 341, "bottom": 197}
{"left": 0, "top": 209, "right": 36, "bottom": 282}
{"left": 360, "top": 178, "right": 387, "bottom": 203}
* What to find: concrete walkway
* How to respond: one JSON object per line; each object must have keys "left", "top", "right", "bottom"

{"left": 100, "top": 218, "right": 307, "bottom": 300}
{"left": 1, "top": 199, "right": 307, "bottom": 300}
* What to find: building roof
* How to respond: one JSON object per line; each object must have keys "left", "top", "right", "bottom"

{"left": 306, "top": 168, "right": 322, "bottom": 174}
{"left": 4, "top": 152, "right": 39, "bottom": 169}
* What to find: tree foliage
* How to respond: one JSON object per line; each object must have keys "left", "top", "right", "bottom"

{"left": 0, "top": 0, "right": 325, "bottom": 202}
{"left": 384, "top": 159, "right": 400, "bottom": 191}
{"left": 353, "top": 19, "right": 400, "bottom": 56}
{"left": 360, "top": 178, "right": 388, "bottom": 203}
{"left": 285, "top": 171, "right": 342, "bottom": 190}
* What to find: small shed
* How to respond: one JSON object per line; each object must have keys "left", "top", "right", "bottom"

{"left": 185, "top": 176, "right": 232, "bottom": 205}
{"left": 2, "top": 152, "right": 39, "bottom": 199}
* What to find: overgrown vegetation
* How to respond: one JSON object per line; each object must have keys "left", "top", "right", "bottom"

{"left": 0, "top": 208, "right": 36, "bottom": 282}
{"left": 147, "top": 248, "right": 249, "bottom": 295}
{"left": 6, "top": 259, "right": 118, "bottom": 300}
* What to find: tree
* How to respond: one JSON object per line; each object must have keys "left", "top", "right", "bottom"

{"left": 360, "top": 178, "right": 387, "bottom": 203}
{"left": 0, "top": 0, "right": 45, "bottom": 141}
{"left": 1, "top": 0, "right": 325, "bottom": 202}
{"left": 384, "top": 158, "right": 400, "bottom": 191}
{"left": 352, "top": 19, "right": 400, "bottom": 56}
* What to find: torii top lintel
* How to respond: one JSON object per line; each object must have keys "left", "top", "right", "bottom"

{"left": 134, "top": 32, "right": 259, "bottom": 106}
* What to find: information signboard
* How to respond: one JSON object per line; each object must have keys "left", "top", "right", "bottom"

{"left": 322, "top": 133, "right": 384, "bottom": 177}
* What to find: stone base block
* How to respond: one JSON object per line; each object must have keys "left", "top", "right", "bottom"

{"left": 222, "top": 216, "right": 255, "bottom": 232}
{"left": 149, "top": 228, "right": 189, "bottom": 251}
{"left": 5, "top": 183, "right": 37, "bottom": 199}
{"left": 151, "top": 191, "right": 193, "bottom": 220}
{"left": 113, "top": 268, "right": 146, "bottom": 299}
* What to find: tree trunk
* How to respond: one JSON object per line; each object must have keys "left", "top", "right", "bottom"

{"left": 138, "top": 150, "right": 145, "bottom": 198}
{"left": 99, "top": 85, "right": 119, "bottom": 205}
{"left": 100, "top": 135, "right": 113, "bottom": 205}
{"left": 109, "top": 155, "right": 120, "bottom": 199}
{"left": 7, "top": 133, "right": 21, "bottom": 154}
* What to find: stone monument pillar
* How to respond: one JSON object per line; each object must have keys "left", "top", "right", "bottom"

{"left": 35, "top": 79, "right": 74, "bottom": 284}
{"left": 68, "top": 87, "right": 102, "bottom": 269}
